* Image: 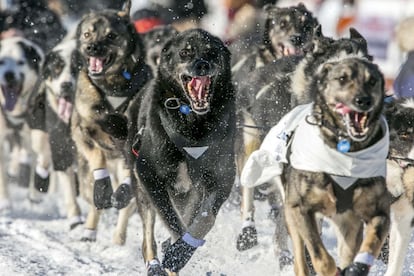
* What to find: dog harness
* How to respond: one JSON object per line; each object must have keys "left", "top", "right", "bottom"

{"left": 159, "top": 110, "right": 231, "bottom": 159}
{"left": 241, "top": 103, "right": 389, "bottom": 190}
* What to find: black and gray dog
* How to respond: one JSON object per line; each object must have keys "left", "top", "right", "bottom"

{"left": 127, "top": 28, "right": 236, "bottom": 275}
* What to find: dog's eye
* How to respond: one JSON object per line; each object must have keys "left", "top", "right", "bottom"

{"left": 83, "top": 32, "right": 90, "bottom": 39}
{"left": 367, "top": 77, "right": 377, "bottom": 87}
{"left": 337, "top": 75, "right": 347, "bottom": 85}
{"left": 17, "top": 60, "right": 25, "bottom": 66}
{"left": 179, "top": 49, "right": 190, "bottom": 58}
{"left": 107, "top": 32, "right": 117, "bottom": 40}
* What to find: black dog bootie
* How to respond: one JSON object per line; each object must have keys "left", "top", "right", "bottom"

{"left": 162, "top": 237, "right": 197, "bottom": 273}
{"left": 93, "top": 177, "right": 113, "bottom": 209}
{"left": 34, "top": 172, "right": 50, "bottom": 193}
{"left": 341, "top": 262, "right": 370, "bottom": 276}
{"left": 236, "top": 225, "right": 258, "bottom": 251}
{"left": 111, "top": 183, "right": 133, "bottom": 209}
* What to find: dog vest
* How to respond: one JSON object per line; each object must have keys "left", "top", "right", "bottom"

{"left": 241, "top": 103, "right": 389, "bottom": 190}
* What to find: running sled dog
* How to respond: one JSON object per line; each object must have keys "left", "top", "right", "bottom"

{"left": 242, "top": 56, "right": 392, "bottom": 275}
{"left": 0, "top": 37, "right": 44, "bottom": 210}
{"left": 70, "top": 1, "right": 152, "bottom": 243}
{"left": 127, "top": 28, "right": 236, "bottom": 275}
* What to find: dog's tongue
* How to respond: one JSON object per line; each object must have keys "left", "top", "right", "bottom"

{"left": 89, "top": 57, "right": 104, "bottom": 73}
{"left": 335, "top": 103, "right": 352, "bottom": 115}
{"left": 58, "top": 97, "right": 73, "bottom": 124}
{"left": 2, "top": 86, "right": 19, "bottom": 111}
{"left": 187, "top": 76, "right": 210, "bottom": 100}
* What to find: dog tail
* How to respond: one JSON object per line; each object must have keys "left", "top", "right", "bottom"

{"left": 96, "top": 113, "right": 128, "bottom": 140}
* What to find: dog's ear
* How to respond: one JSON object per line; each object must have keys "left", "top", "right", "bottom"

{"left": 349, "top": 27, "right": 373, "bottom": 61}
{"left": 314, "top": 24, "right": 323, "bottom": 38}
{"left": 18, "top": 40, "right": 44, "bottom": 73}
{"left": 349, "top": 27, "right": 367, "bottom": 47}
{"left": 316, "top": 62, "right": 334, "bottom": 80}
{"left": 118, "top": 0, "right": 131, "bottom": 18}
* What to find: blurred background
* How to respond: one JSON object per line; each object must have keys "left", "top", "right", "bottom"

{"left": 1, "top": 0, "right": 414, "bottom": 94}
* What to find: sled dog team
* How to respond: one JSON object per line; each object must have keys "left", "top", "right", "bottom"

{"left": 0, "top": 1, "right": 413, "bottom": 275}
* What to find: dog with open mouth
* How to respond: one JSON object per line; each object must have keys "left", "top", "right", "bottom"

{"left": 0, "top": 36, "right": 44, "bottom": 211}
{"left": 126, "top": 28, "right": 236, "bottom": 275}
{"left": 70, "top": 0, "right": 152, "bottom": 244}
{"left": 241, "top": 56, "right": 391, "bottom": 275}
{"left": 26, "top": 38, "right": 84, "bottom": 230}
{"left": 230, "top": 3, "right": 318, "bottom": 77}
{"left": 283, "top": 57, "right": 390, "bottom": 275}
{"left": 236, "top": 27, "right": 374, "bottom": 257}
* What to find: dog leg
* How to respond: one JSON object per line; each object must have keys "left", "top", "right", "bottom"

{"left": 56, "top": 169, "right": 83, "bottom": 230}
{"left": 236, "top": 123, "right": 261, "bottom": 251}
{"left": 112, "top": 201, "right": 135, "bottom": 245}
{"left": 236, "top": 186, "right": 258, "bottom": 251}
{"left": 285, "top": 205, "right": 337, "bottom": 276}
{"left": 31, "top": 129, "right": 51, "bottom": 193}
{"left": 331, "top": 211, "right": 363, "bottom": 269}
{"left": 385, "top": 196, "right": 414, "bottom": 276}
{"left": 0, "top": 149, "right": 10, "bottom": 211}
{"left": 135, "top": 186, "right": 161, "bottom": 275}
{"left": 81, "top": 205, "right": 101, "bottom": 242}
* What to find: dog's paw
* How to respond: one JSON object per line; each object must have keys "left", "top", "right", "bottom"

{"left": 68, "top": 215, "right": 84, "bottom": 230}
{"left": 162, "top": 237, "right": 197, "bottom": 273}
{"left": 236, "top": 226, "right": 258, "bottom": 251}
{"left": 96, "top": 113, "right": 128, "bottom": 140}
{"left": 93, "top": 177, "right": 113, "bottom": 209}
{"left": 18, "top": 163, "right": 31, "bottom": 188}
{"left": 34, "top": 172, "right": 50, "bottom": 193}
{"left": 279, "top": 249, "right": 294, "bottom": 270}
{"left": 111, "top": 183, "right": 133, "bottom": 209}
{"left": 147, "top": 259, "right": 168, "bottom": 276}
{"left": 341, "top": 262, "right": 370, "bottom": 276}
{"left": 80, "top": 228, "right": 97, "bottom": 242}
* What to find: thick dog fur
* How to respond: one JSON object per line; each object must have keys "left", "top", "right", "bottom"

{"left": 28, "top": 38, "right": 84, "bottom": 229}
{"left": 236, "top": 27, "right": 374, "bottom": 254}
{"left": 127, "top": 28, "right": 236, "bottom": 275}
{"left": 383, "top": 99, "right": 414, "bottom": 276}
{"left": 283, "top": 57, "right": 391, "bottom": 276}
{"left": 70, "top": 1, "right": 152, "bottom": 244}
{"left": 141, "top": 25, "right": 179, "bottom": 76}
{"left": 0, "top": 37, "right": 44, "bottom": 211}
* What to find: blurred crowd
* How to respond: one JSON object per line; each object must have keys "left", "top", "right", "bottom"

{"left": 1, "top": 0, "right": 414, "bottom": 94}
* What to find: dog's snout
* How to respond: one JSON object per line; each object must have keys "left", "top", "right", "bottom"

{"left": 354, "top": 96, "right": 372, "bottom": 110}
{"left": 290, "top": 34, "right": 303, "bottom": 46}
{"left": 86, "top": 43, "right": 103, "bottom": 56}
{"left": 61, "top": 81, "right": 73, "bottom": 92}
{"left": 193, "top": 60, "right": 211, "bottom": 76}
{"left": 4, "top": 71, "right": 15, "bottom": 83}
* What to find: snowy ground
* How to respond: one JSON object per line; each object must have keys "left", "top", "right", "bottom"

{"left": 1, "top": 181, "right": 414, "bottom": 276}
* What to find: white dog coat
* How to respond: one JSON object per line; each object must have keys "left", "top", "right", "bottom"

{"left": 241, "top": 103, "right": 389, "bottom": 191}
